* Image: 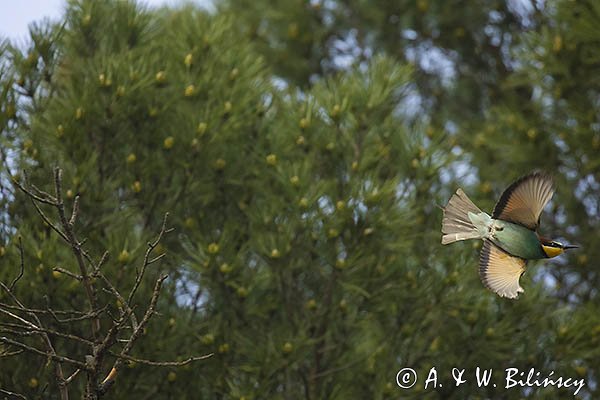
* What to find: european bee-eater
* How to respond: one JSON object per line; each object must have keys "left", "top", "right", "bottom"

{"left": 441, "top": 171, "right": 577, "bottom": 299}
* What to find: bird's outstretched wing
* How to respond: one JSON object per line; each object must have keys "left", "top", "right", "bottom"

{"left": 479, "top": 240, "right": 526, "bottom": 299}
{"left": 492, "top": 171, "right": 554, "bottom": 230}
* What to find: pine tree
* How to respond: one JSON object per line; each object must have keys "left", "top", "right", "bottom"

{"left": 1, "top": 0, "right": 599, "bottom": 399}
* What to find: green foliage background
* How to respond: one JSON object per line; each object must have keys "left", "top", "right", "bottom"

{"left": 0, "top": 0, "right": 599, "bottom": 398}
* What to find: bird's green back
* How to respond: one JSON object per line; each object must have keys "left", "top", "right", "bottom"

{"left": 491, "top": 219, "right": 546, "bottom": 260}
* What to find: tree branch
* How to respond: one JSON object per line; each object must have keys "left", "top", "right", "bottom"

{"left": 0, "top": 336, "right": 86, "bottom": 369}
{"left": 98, "top": 275, "right": 168, "bottom": 393}
{"left": 52, "top": 167, "right": 101, "bottom": 340}
{"left": 9, "top": 236, "right": 25, "bottom": 290}
{"left": 2, "top": 168, "right": 207, "bottom": 398}
{"left": 127, "top": 213, "right": 172, "bottom": 307}
{"left": 109, "top": 352, "right": 213, "bottom": 366}
{"left": 0, "top": 388, "right": 27, "bottom": 400}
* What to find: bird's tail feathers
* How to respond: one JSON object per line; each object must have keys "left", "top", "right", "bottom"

{"left": 441, "top": 188, "right": 491, "bottom": 245}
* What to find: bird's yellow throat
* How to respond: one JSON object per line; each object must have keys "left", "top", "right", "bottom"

{"left": 542, "top": 244, "right": 564, "bottom": 258}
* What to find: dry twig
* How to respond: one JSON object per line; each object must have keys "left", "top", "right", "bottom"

{"left": 0, "top": 388, "right": 27, "bottom": 400}
{"left": 0, "top": 167, "right": 210, "bottom": 399}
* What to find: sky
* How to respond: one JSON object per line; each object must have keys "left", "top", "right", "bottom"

{"left": 0, "top": 0, "right": 205, "bottom": 42}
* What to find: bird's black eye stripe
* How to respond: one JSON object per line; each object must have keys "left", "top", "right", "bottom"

{"left": 548, "top": 242, "right": 561, "bottom": 248}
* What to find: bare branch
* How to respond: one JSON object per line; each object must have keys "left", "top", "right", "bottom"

{"left": 1, "top": 242, "right": 72, "bottom": 400}
{"left": 1, "top": 322, "right": 94, "bottom": 346}
{"left": 93, "top": 261, "right": 138, "bottom": 332}
{"left": 127, "top": 213, "right": 171, "bottom": 306}
{"left": 126, "top": 275, "right": 168, "bottom": 352}
{"left": 64, "top": 369, "right": 81, "bottom": 385}
{"left": 52, "top": 167, "right": 101, "bottom": 340}
{"left": 0, "top": 349, "right": 24, "bottom": 358}
{"left": 94, "top": 251, "right": 110, "bottom": 274}
{"left": 99, "top": 275, "right": 168, "bottom": 393}
{"left": 46, "top": 306, "right": 107, "bottom": 324}
{"left": 9, "top": 236, "right": 25, "bottom": 290}
{"left": 27, "top": 172, "right": 59, "bottom": 201}
{"left": 0, "top": 388, "right": 27, "bottom": 400}
{"left": 2, "top": 169, "right": 208, "bottom": 398}
{"left": 30, "top": 197, "right": 69, "bottom": 242}
{"left": 11, "top": 174, "right": 58, "bottom": 206}
{"left": 109, "top": 352, "right": 213, "bottom": 366}
{"left": 0, "top": 283, "right": 70, "bottom": 399}
{"left": 0, "top": 305, "right": 40, "bottom": 330}
{"left": 0, "top": 302, "right": 94, "bottom": 317}
{"left": 53, "top": 267, "right": 82, "bottom": 281}
{"left": 147, "top": 253, "right": 166, "bottom": 265}
{"left": 68, "top": 195, "right": 79, "bottom": 227}
{"left": 0, "top": 336, "right": 87, "bottom": 369}
{"left": 0, "top": 280, "right": 26, "bottom": 307}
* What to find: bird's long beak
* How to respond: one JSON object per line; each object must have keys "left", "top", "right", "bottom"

{"left": 563, "top": 244, "right": 579, "bottom": 250}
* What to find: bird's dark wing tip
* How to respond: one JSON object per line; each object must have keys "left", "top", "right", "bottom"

{"left": 491, "top": 170, "right": 554, "bottom": 229}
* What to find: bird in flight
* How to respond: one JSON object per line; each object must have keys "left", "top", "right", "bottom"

{"left": 441, "top": 171, "right": 577, "bottom": 299}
